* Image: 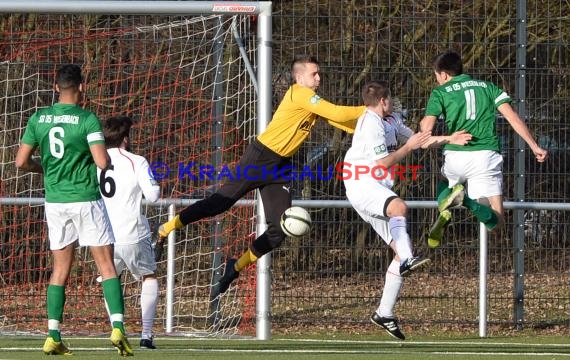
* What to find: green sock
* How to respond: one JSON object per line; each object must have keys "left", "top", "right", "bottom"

{"left": 47, "top": 284, "right": 65, "bottom": 342}
{"left": 462, "top": 196, "right": 499, "bottom": 229}
{"left": 436, "top": 180, "right": 451, "bottom": 205}
{"left": 102, "top": 278, "right": 125, "bottom": 333}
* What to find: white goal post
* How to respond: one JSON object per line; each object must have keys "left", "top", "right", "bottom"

{"left": 0, "top": 1, "right": 273, "bottom": 340}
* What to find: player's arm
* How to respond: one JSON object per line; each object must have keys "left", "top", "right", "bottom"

{"left": 420, "top": 90, "right": 443, "bottom": 132}
{"left": 325, "top": 118, "right": 358, "bottom": 134}
{"left": 323, "top": 102, "right": 366, "bottom": 133}
{"left": 16, "top": 116, "right": 43, "bottom": 173}
{"left": 144, "top": 156, "right": 163, "bottom": 261}
{"left": 86, "top": 115, "right": 111, "bottom": 170}
{"left": 138, "top": 158, "right": 161, "bottom": 203}
{"left": 498, "top": 103, "right": 548, "bottom": 162}
{"left": 393, "top": 113, "right": 414, "bottom": 143}
{"left": 375, "top": 131, "right": 432, "bottom": 168}
{"left": 90, "top": 143, "right": 111, "bottom": 170}
{"left": 15, "top": 143, "right": 43, "bottom": 173}
{"left": 294, "top": 87, "right": 365, "bottom": 129}
{"left": 400, "top": 110, "right": 470, "bottom": 148}
{"left": 310, "top": 98, "right": 365, "bottom": 124}
{"left": 419, "top": 114, "right": 437, "bottom": 132}
{"left": 421, "top": 130, "right": 473, "bottom": 148}
{"left": 419, "top": 91, "right": 472, "bottom": 147}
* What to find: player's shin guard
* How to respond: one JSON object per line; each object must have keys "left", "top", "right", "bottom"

{"left": 47, "top": 284, "right": 65, "bottom": 342}
{"left": 389, "top": 216, "right": 413, "bottom": 261}
{"left": 377, "top": 260, "right": 403, "bottom": 317}
{"left": 141, "top": 278, "right": 159, "bottom": 338}
{"left": 102, "top": 277, "right": 126, "bottom": 333}
{"left": 462, "top": 196, "right": 499, "bottom": 230}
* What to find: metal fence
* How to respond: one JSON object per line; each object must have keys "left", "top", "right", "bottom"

{"left": 268, "top": 0, "right": 570, "bottom": 334}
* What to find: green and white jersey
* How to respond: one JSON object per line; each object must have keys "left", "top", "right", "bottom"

{"left": 425, "top": 74, "right": 511, "bottom": 152}
{"left": 21, "top": 103, "right": 105, "bottom": 203}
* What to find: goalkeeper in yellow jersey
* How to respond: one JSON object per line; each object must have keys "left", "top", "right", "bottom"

{"left": 158, "top": 55, "right": 366, "bottom": 294}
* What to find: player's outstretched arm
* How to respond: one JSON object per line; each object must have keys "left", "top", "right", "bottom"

{"left": 498, "top": 103, "right": 548, "bottom": 162}
{"left": 307, "top": 97, "right": 364, "bottom": 124}
{"left": 292, "top": 86, "right": 365, "bottom": 132}
{"left": 376, "top": 131, "right": 431, "bottom": 168}
{"left": 421, "top": 130, "right": 473, "bottom": 148}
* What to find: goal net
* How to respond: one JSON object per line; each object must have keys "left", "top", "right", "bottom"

{"left": 0, "top": 5, "right": 267, "bottom": 337}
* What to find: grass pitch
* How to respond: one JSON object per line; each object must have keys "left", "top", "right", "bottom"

{"left": 1, "top": 334, "right": 570, "bottom": 359}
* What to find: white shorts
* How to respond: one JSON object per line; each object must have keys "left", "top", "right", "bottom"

{"left": 114, "top": 237, "right": 157, "bottom": 280}
{"left": 345, "top": 179, "right": 397, "bottom": 246}
{"left": 442, "top": 150, "right": 503, "bottom": 200}
{"left": 44, "top": 199, "right": 115, "bottom": 251}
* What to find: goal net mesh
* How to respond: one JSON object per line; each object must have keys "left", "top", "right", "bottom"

{"left": 0, "top": 13, "right": 259, "bottom": 336}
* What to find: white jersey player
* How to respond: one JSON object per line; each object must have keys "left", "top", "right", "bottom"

{"left": 344, "top": 81, "right": 471, "bottom": 340}
{"left": 99, "top": 148, "right": 160, "bottom": 245}
{"left": 98, "top": 115, "right": 160, "bottom": 349}
{"left": 343, "top": 81, "right": 433, "bottom": 341}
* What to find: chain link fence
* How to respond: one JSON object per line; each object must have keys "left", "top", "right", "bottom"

{"left": 270, "top": 0, "right": 569, "bottom": 334}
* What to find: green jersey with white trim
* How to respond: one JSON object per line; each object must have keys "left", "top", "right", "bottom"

{"left": 21, "top": 103, "right": 105, "bottom": 203}
{"left": 425, "top": 74, "right": 511, "bottom": 152}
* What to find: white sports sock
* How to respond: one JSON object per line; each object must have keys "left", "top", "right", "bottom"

{"left": 141, "top": 278, "right": 159, "bottom": 338}
{"left": 389, "top": 216, "right": 413, "bottom": 262}
{"left": 376, "top": 259, "right": 404, "bottom": 318}
{"left": 48, "top": 319, "right": 60, "bottom": 331}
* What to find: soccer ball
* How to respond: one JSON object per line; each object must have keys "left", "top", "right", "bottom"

{"left": 280, "top": 206, "right": 312, "bottom": 238}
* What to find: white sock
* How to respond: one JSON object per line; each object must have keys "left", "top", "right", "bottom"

{"left": 376, "top": 259, "right": 404, "bottom": 318}
{"left": 389, "top": 216, "right": 413, "bottom": 262}
{"left": 141, "top": 278, "right": 159, "bottom": 338}
{"left": 48, "top": 319, "right": 60, "bottom": 332}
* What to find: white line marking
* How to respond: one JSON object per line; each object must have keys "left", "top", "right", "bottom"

{"left": 278, "top": 338, "right": 570, "bottom": 348}
{"left": 3, "top": 347, "right": 570, "bottom": 357}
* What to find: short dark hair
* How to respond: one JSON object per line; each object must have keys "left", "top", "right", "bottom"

{"left": 361, "top": 80, "right": 390, "bottom": 106}
{"left": 432, "top": 50, "right": 464, "bottom": 76}
{"left": 290, "top": 55, "right": 319, "bottom": 79}
{"left": 55, "top": 64, "right": 83, "bottom": 90}
{"left": 103, "top": 115, "right": 133, "bottom": 148}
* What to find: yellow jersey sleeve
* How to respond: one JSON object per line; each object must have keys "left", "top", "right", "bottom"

{"left": 326, "top": 118, "right": 358, "bottom": 134}
{"left": 257, "top": 84, "right": 364, "bottom": 157}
